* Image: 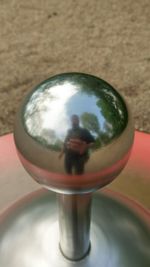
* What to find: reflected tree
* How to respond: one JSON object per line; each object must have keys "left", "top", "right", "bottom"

{"left": 77, "top": 76, "right": 127, "bottom": 143}
{"left": 96, "top": 87, "right": 127, "bottom": 141}
{"left": 80, "top": 112, "right": 100, "bottom": 135}
{"left": 80, "top": 112, "right": 103, "bottom": 149}
{"left": 34, "top": 128, "right": 63, "bottom": 151}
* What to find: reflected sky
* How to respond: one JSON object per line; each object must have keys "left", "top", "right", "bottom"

{"left": 24, "top": 82, "right": 76, "bottom": 144}
{"left": 23, "top": 73, "right": 128, "bottom": 150}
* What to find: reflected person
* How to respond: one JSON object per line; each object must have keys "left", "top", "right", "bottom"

{"left": 59, "top": 114, "right": 95, "bottom": 174}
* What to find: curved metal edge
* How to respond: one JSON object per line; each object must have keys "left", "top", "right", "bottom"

{"left": 0, "top": 188, "right": 149, "bottom": 226}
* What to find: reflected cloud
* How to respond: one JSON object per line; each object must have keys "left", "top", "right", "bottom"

{"left": 24, "top": 81, "right": 78, "bottom": 146}
{"left": 23, "top": 74, "right": 128, "bottom": 152}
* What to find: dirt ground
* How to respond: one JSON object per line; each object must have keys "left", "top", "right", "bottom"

{"left": 0, "top": 0, "right": 149, "bottom": 136}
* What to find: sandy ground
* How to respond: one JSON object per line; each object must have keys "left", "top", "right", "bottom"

{"left": 0, "top": 0, "right": 149, "bottom": 135}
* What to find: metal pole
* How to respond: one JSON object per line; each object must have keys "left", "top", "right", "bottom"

{"left": 57, "top": 193, "right": 92, "bottom": 261}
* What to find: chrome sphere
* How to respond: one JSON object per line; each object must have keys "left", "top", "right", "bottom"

{"left": 14, "top": 73, "right": 134, "bottom": 193}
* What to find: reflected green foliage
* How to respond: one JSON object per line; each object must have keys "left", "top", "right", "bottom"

{"left": 22, "top": 73, "right": 128, "bottom": 151}
{"left": 96, "top": 88, "right": 127, "bottom": 141}
{"left": 80, "top": 112, "right": 103, "bottom": 149}
{"left": 34, "top": 135, "right": 63, "bottom": 151}
{"left": 80, "top": 112, "right": 100, "bottom": 135}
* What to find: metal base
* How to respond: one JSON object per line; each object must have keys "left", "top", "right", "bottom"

{"left": 0, "top": 190, "right": 149, "bottom": 267}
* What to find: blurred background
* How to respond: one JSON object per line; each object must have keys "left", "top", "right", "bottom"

{"left": 0, "top": 0, "right": 149, "bottom": 135}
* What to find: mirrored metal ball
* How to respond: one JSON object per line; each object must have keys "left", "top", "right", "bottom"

{"left": 14, "top": 73, "right": 134, "bottom": 193}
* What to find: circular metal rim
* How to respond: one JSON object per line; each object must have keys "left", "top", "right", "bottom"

{"left": 1, "top": 188, "right": 149, "bottom": 224}
{"left": 0, "top": 189, "right": 149, "bottom": 267}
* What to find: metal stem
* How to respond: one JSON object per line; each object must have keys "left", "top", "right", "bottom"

{"left": 57, "top": 193, "right": 92, "bottom": 261}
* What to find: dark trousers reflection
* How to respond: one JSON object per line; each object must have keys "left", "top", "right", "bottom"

{"left": 64, "top": 154, "right": 86, "bottom": 175}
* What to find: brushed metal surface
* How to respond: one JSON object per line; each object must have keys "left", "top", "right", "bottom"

{"left": 0, "top": 190, "right": 149, "bottom": 267}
